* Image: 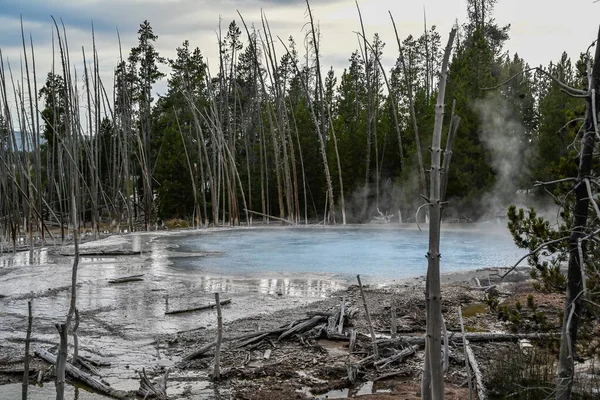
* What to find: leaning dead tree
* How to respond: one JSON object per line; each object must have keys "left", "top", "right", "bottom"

{"left": 421, "top": 27, "right": 458, "bottom": 400}
{"left": 555, "top": 27, "right": 600, "bottom": 400}
{"left": 497, "top": 26, "right": 600, "bottom": 400}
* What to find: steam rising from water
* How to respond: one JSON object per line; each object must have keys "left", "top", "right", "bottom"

{"left": 475, "top": 94, "right": 529, "bottom": 218}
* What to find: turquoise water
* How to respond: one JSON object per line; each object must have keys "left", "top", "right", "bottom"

{"left": 164, "top": 224, "right": 526, "bottom": 280}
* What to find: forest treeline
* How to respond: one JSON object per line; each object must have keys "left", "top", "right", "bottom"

{"left": 0, "top": 0, "right": 590, "bottom": 240}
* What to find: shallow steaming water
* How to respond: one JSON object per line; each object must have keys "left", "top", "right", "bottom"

{"left": 166, "top": 224, "right": 525, "bottom": 280}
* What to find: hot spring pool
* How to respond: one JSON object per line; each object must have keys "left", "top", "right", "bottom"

{"left": 162, "top": 224, "right": 526, "bottom": 280}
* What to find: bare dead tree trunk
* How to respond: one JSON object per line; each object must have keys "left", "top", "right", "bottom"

{"left": 357, "top": 275, "right": 378, "bottom": 359}
{"left": 356, "top": 1, "right": 372, "bottom": 221}
{"left": 174, "top": 108, "right": 201, "bottom": 228}
{"left": 390, "top": 13, "right": 427, "bottom": 201}
{"left": 55, "top": 323, "right": 67, "bottom": 400}
{"left": 52, "top": 19, "right": 80, "bottom": 399}
{"left": 305, "top": 0, "right": 336, "bottom": 224}
{"left": 262, "top": 16, "right": 295, "bottom": 223}
{"left": 327, "top": 110, "right": 346, "bottom": 225}
{"left": 422, "top": 27, "right": 456, "bottom": 400}
{"left": 288, "top": 98, "right": 309, "bottom": 224}
{"left": 213, "top": 292, "right": 223, "bottom": 380}
{"left": 22, "top": 300, "right": 32, "bottom": 400}
{"left": 556, "top": 26, "right": 600, "bottom": 400}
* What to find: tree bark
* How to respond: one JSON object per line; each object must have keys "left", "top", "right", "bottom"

{"left": 422, "top": 27, "right": 456, "bottom": 400}
{"left": 22, "top": 300, "right": 32, "bottom": 400}
{"left": 213, "top": 293, "right": 223, "bottom": 380}
{"left": 556, "top": 26, "right": 600, "bottom": 400}
{"left": 305, "top": 0, "right": 336, "bottom": 224}
{"left": 390, "top": 13, "right": 427, "bottom": 202}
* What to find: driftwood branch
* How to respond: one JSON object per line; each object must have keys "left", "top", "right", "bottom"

{"left": 183, "top": 341, "right": 217, "bottom": 361}
{"left": 338, "top": 296, "right": 346, "bottom": 334}
{"left": 377, "top": 332, "right": 554, "bottom": 347}
{"left": 278, "top": 315, "right": 325, "bottom": 341}
{"left": 61, "top": 250, "right": 143, "bottom": 257}
{"left": 501, "top": 237, "right": 570, "bottom": 280}
{"left": 165, "top": 298, "right": 231, "bottom": 315}
{"left": 390, "top": 302, "right": 397, "bottom": 337}
{"left": 465, "top": 342, "right": 487, "bottom": 400}
{"left": 108, "top": 274, "right": 144, "bottom": 284}
{"left": 244, "top": 209, "right": 295, "bottom": 225}
{"left": 137, "top": 367, "right": 168, "bottom": 400}
{"left": 483, "top": 66, "right": 588, "bottom": 97}
{"left": 458, "top": 306, "right": 473, "bottom": 400}
{"left": 357, "top": 275, "right": 378, "bottom": 359}
{"left": 534, "top": 177, "right": 577, "bottom": 187}
{"left": 374, "top": 344, "right": 420, "bottom": 369}
{"left": 35, "top": 347, "right": 131, "bottom": 399}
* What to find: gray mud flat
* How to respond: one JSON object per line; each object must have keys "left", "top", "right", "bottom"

{"left": 0, "top": 231, "right": 346, "bottom": 398}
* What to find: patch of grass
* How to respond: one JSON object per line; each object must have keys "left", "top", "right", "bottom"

{"left": 487, "top": 344, "right": 555, "bottom": 399}
{"left": 165, "top": 218, "right": 192, "bottom": 230}
{"left": 462, "top": 302, "right": 489, "bottom": 318}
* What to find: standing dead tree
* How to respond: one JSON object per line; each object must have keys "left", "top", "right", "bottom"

{"left": 275, "top": 0, "right": 337, "bottom": 224}
{"left": 421, "top": 27, "right": 457, "bottom": 400}
{"left": 22, "top": 300, "right": 32, "bottom": 400}
{"left": 498, "top": 27, "right": 600, "bottom": 400}
{"left": 49, "top": 18, "right": 85, "bottom": 400}
{"left": 554, "top": 27, "right": 600, "bottom": 400}
{"left": 390, "top": 12, "right": 428, "bottom": 207}
{"left": 305, "top": 0, "right": 337, "bottom": 224}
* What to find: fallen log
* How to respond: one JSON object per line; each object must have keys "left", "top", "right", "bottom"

{"left": 357, "top": 275, "right": 378, "bottom": 359}
{"left": 76, "top": 358, "right": 102, "bottom": 377}
{"left": 108, "top": 275, "right": 144, "bottom": 284}
{"left": 182, "top": 341, "right": 217, "bottom": 361}
{"left": 0, "top": 366, "right": 40, "bottom": 374}
{"left": 228, "top": 327, "right": 287, "bottom": 343}
{"left": 349, "top": 329, "right": 357, "bottom": 352}
{"left": 327, "top": 310, "right": 340, "bottom": 333}
{"left": 244, "top": 209, "right": 295, "bottom": 225}
{"left": 458, "top": 306, "right": 474, "bottom": 400}
{"left": 338, "top": 296, "right": 346, "bottom": 334}
{"left": 79, "top": 355, "right": 111, "bottom": 367}
{"left": 357, "top": 354, "right": 375, "bottom": 366}
{"left": 35, "top": 347, "right": 131, "bottom": 399}
{"left": 376, "top": 332, "right": 555, "bottom": 347}
{"left": 137, "top": 367, "right": 168, "bottom": 400}
{"left": 374, "top": 345, "right": 420, "bottom": 369}
{"left": 465, "top": 343, "right": 487, "bottom": 400}
{"left": 235, "top": 332, "right": 271, "bottom": 348}
{"left": 390, "top": 303, "right": 397, "bottom": 337}
{"left": 165, "top": 299, "right": 232, "bottom": 315}
{"left": 373, "top": 371, "right": 405, "bottom": 382}
{"left": 62, "top": 251, "right": 143, "bottom": 257}
{"left": 326, "top": 332, "right": 350, "bottom": 341}
{"left": 278, "top": 316, "right": 325, "bottom": 341}
{"left": 306, "top": 311, "right": 334, "bottom": 318}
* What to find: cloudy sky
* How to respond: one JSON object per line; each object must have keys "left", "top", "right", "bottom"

{"left": 0, "top": 0, "right": 598, "bottom": 98}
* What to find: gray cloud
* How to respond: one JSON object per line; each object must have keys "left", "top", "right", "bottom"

{"left": 1, "top": 0, "right": 598, "bottom": 114}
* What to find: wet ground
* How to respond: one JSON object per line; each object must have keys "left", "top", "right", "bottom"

{"left": 0, "top": 224, "right": 527, "bottom": 398}
{"left": 0, "top": 230, "right": 347, "bottom": 398}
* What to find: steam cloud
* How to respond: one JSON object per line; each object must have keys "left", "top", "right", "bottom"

{"left": 475, "top": 94, "right": 529, "bottom": 219}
